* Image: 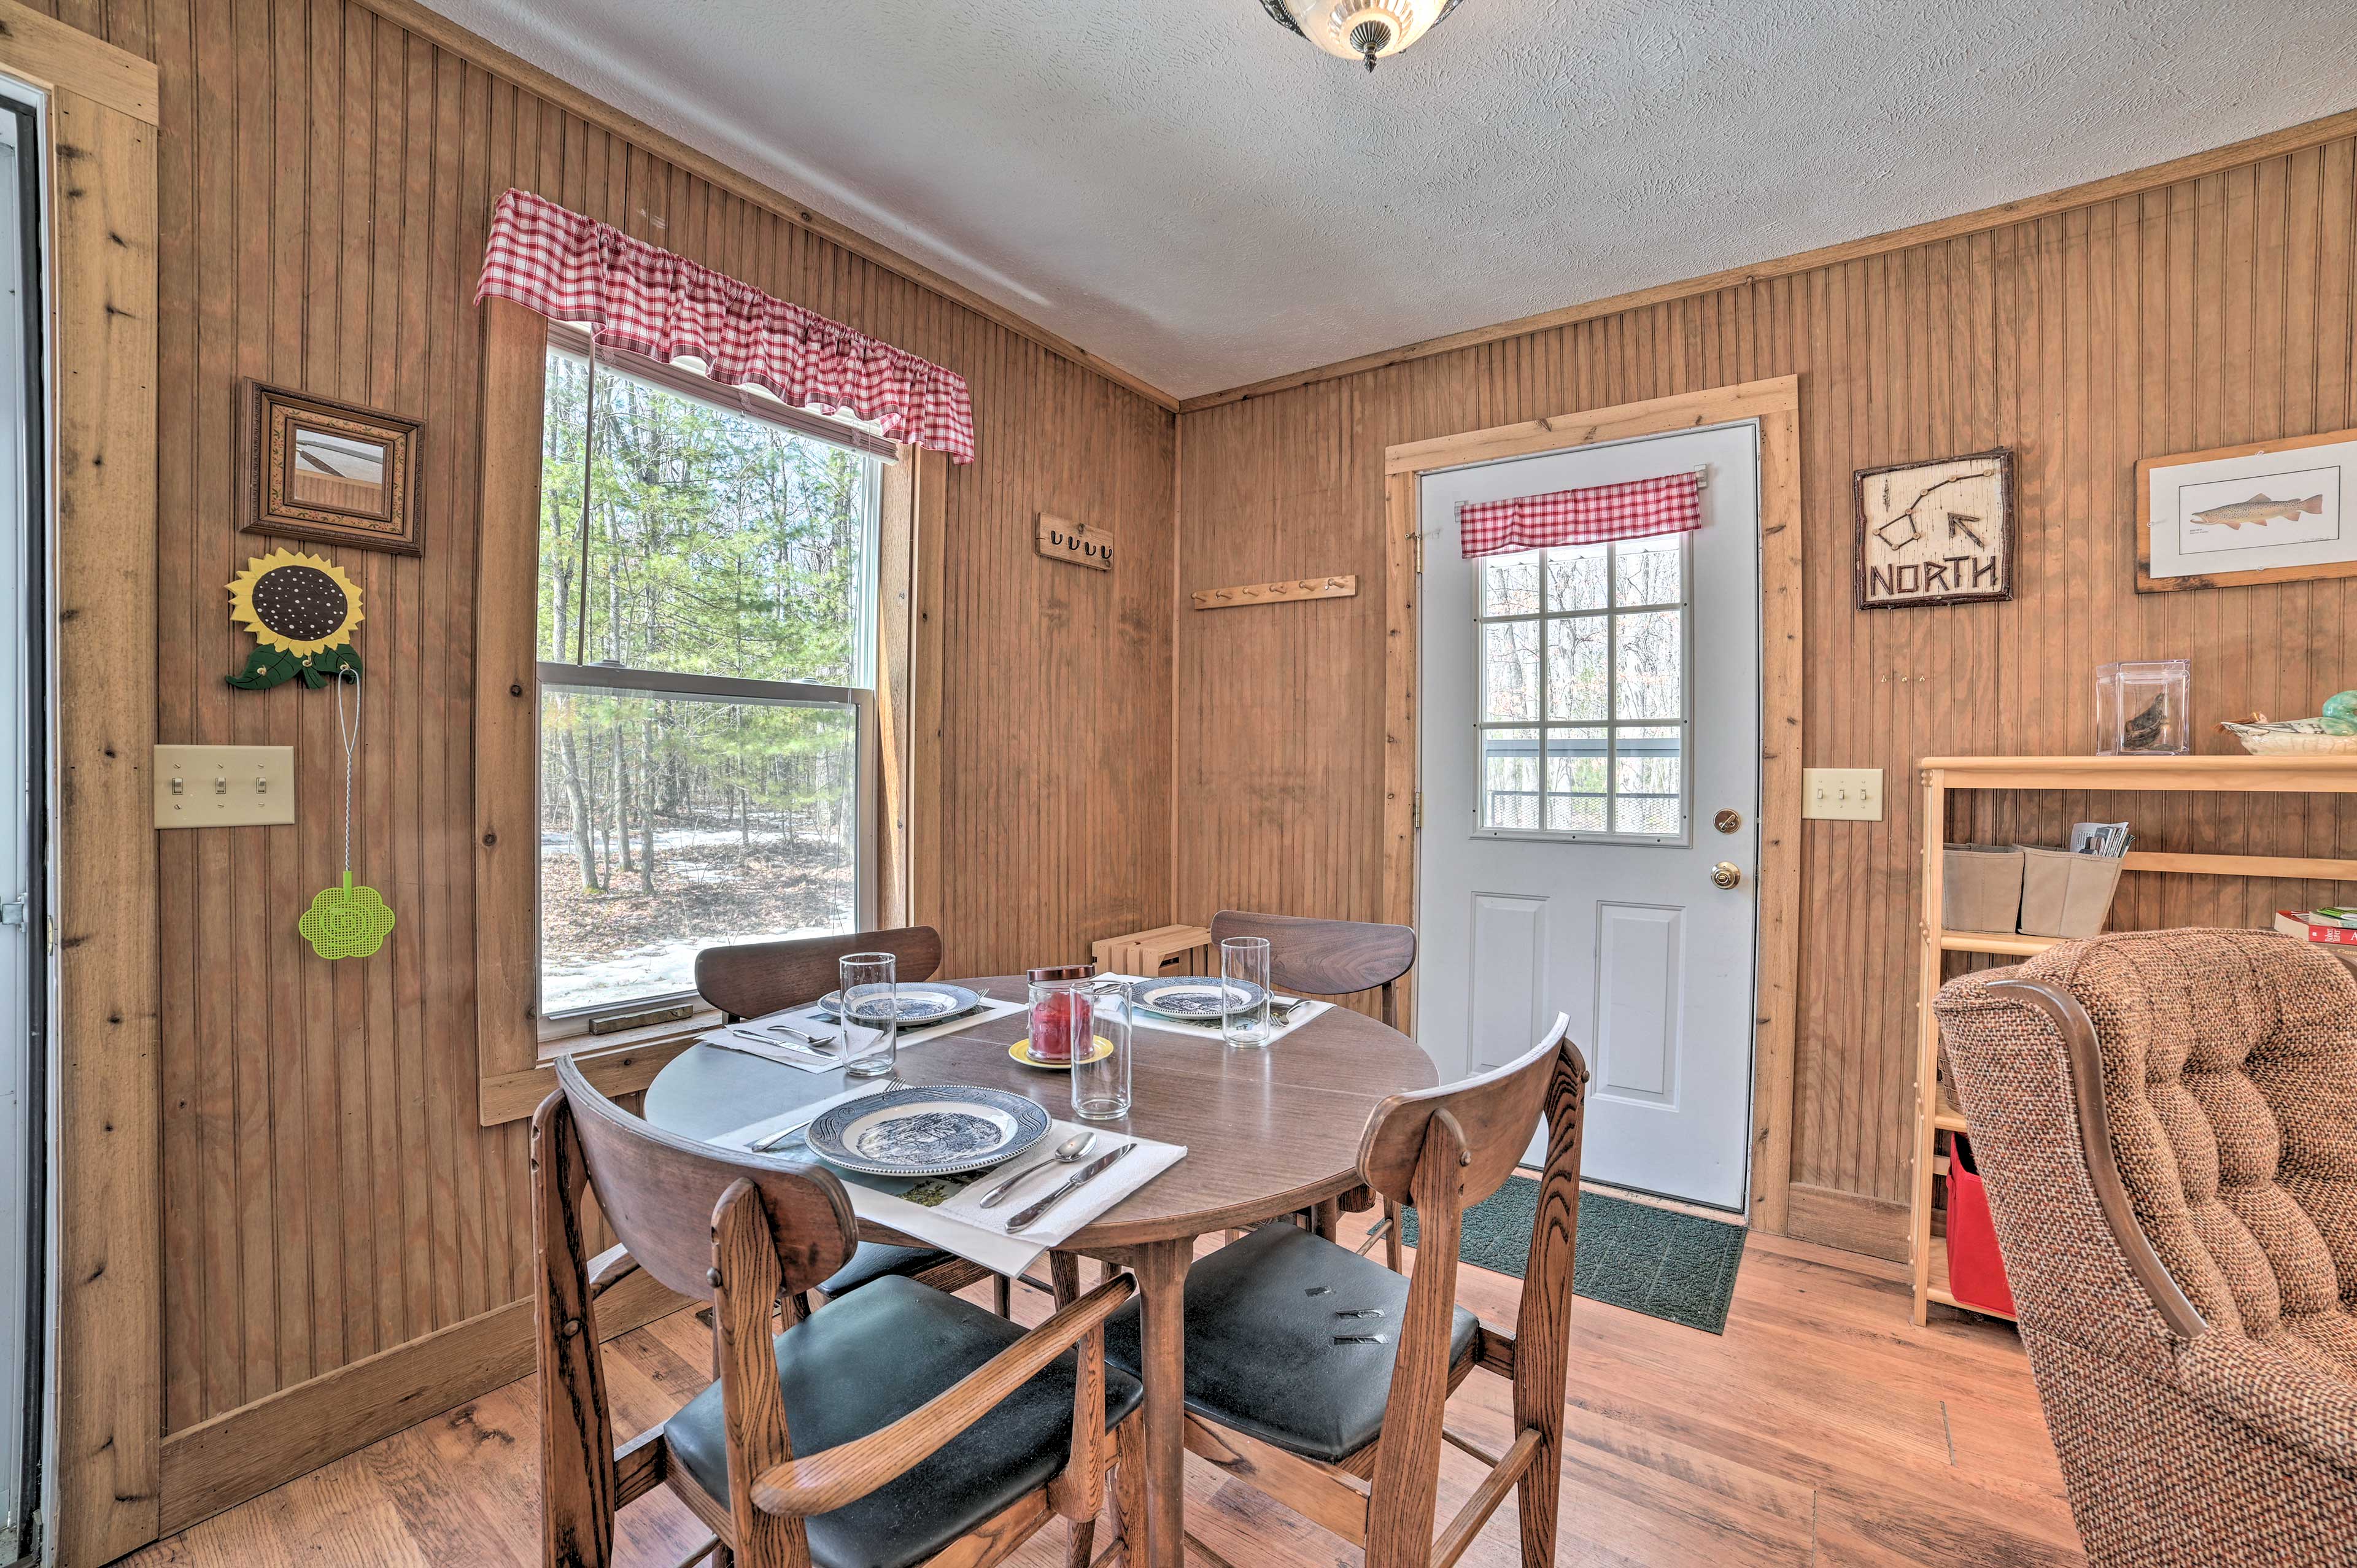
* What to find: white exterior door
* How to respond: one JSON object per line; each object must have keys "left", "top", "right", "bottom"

{"left": 1415, "top": 422, "right": 1762, "bottom": 1211}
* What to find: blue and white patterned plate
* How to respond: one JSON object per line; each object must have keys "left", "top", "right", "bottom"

{"left": 1131, "top": 975, "right": 1267, "bottom": 1019}
{"left": 805, "top": 1085, "right": 1053, "bottom": 1177}
{"left": 814, "top": 981, "right": 983, "bottom": 1025}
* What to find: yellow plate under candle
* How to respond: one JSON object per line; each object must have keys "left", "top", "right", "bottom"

{"left": 1010, "top": 1036, "right": 1114, "bottom": 1070}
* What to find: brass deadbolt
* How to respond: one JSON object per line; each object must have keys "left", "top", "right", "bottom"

{"left": 1713, "top": 809, "right": 1742, "bottom": 834}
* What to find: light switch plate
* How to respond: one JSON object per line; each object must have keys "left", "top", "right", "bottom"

{"left": 1803, "top": 767, "right": 1883, "bottom": 821}
{"left": 155, "top": 745, "right": 295, "bottom": 828}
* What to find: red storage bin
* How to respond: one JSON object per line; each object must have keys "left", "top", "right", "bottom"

{"left": 1945, "top": 1134, "right": 2016, "bottom": 1317}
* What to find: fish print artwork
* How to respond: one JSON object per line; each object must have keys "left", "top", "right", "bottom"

{"left": 2177, "top": 465, "right": 2341, "bottom": 555}
{"left": 2189, "top": 493, "right": 2327, "bottom": 529}
{"left": 2138, "top": 428, "right": 2357, "bottom": 593}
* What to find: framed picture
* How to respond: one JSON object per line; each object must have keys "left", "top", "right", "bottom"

{"left": 2137, "top": 427, "right": 2357, "bottom": 592}
{"left": 1852, "top": 449, "right": 2013, "bottom": 609}
{"left": 244, "top": 380, "right": 424, "bottom": 555}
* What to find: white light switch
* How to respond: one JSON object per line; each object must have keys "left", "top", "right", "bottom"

{"left": 1803, "top": 767, "right": 1883, "bottom": 821}
{"left": 155, "top": 746, "right": 295, "bottom": 828}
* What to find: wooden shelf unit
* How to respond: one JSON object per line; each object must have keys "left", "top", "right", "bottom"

{"left": 1912, "top": 754, "right": 2357, "bottom": 1325}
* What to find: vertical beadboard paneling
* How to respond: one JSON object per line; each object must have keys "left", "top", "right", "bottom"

{"left": 48, "top": 0, "right": 1172, "bottom": 1429}
{"left": 1174, "top": 137, "right": 2357, "bottom": 1245}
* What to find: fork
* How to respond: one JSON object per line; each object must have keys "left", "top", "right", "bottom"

{"left": 749, "top": 1076, "right": 909, "bottom": 1153}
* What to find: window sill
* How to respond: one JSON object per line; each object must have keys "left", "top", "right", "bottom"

{"left": 477, "top": 1010, "right": 720, "bottom": 1127}
{"left": 536, "top": 1006, "right": 722, "bottom": 1063}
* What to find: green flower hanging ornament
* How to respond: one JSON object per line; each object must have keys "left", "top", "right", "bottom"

{"left": 226, "top": 548, "right": 365, "bottom": 690}
{"left": 298, "top": 667, "right": 395, "bottom": 961}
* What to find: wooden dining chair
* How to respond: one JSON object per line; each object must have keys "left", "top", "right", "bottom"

{"left": 534, "top": 1055, "right": 1147, "bottom": 1568}
{"left": 695, "top": 926, "right": 1009, "bottom": 1316}
{"left": 1209, "top": 909, "right": 1420, "bottom": 1267}
{"left": 1103, "top": 1014, "right": 1587, "bottom": 1568}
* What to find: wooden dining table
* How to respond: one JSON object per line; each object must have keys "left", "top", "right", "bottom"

{"left": 641, "top": 973, "right": 1439, "bottom": 1568}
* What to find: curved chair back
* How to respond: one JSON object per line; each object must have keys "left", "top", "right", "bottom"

{"left": 1356, "top": 1014, "right": 1587, "bottom": 1567}
{"left": 554, "top": 1054, "right": 859, "bottom": 1301}
{"left": 695, "top": 925, "right": 943, "bottom": 1022}
{"left": 1209, "top": 910, "right": 1417, "bottom": 1025}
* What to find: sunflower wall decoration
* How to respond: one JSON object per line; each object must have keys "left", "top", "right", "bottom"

{"left": 226, "top": 548, "right": 365, "bottom": 690}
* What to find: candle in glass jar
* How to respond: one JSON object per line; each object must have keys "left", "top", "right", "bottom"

{"left": 1026, "top": 964, "right": 1094, "bottom": 1064}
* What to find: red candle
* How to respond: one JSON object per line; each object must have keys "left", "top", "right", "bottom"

{"left": 1027, "top": 964, "right": 1094, "bottom": 1063}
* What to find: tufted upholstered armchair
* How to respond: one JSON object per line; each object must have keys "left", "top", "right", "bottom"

{"left": 1934, "top": 929, "right": 2357, "bottom": 1567}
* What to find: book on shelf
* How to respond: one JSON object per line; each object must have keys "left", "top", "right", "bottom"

{"left": 2275, "top": 910, "right": 2357, "bottom": 945}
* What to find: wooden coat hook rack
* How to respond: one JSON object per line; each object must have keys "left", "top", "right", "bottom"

{"left": 1191, "top": 574, "right": 1357, "bottom": 611}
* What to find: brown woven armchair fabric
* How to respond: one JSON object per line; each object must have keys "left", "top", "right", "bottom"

{"left": 1935, "top": 929, "right": 2357, "bottom": 1566}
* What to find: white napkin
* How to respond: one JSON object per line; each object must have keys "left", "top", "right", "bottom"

{"left": 699, "top": 995, "right": 1026, "bottom": 1073}
{"left": 698, "top": 1021, "right": 842, "bottom": 1073}
{"left": 712, "top": 1094, "right": 1185, "bottom": 1279}
{"left": 1100, "top": 973, "right": 1333, "bottom": 1041}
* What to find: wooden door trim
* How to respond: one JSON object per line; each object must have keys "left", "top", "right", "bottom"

{"left": 27, "top": 13, "right": 164, "bottom": 1559}
{"left": 1382, "top": 375, "right": 1803, "bottom": 1233}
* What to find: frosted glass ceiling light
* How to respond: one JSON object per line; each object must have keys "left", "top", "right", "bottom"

{"left": 1259, "top": 0, "right": 1465, "bottom": 71}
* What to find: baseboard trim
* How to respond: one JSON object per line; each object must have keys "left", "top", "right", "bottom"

{"left": 1784, "top": 1182, "right": 1910, "bottom": 1263}
{"left": 157, "top": 1267, "right": 689, "bottom": 1537}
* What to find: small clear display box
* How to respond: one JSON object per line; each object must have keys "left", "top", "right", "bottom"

{"left": 2096, "top": 660, "right": 2190, "bottom": 756}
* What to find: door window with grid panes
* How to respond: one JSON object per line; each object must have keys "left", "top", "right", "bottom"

{"left": 1474, "top": 533, "right": 1690, "bottom": 841}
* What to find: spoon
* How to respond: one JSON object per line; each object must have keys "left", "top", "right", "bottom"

{"left": 977, "top": 1131, "right": 1098, "bottom": 1208}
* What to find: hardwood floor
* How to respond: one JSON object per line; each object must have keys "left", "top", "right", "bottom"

{"left": 120, "top": 1210, "right": 2083, "bottom": 1567}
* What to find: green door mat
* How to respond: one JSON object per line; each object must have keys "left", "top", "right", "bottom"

{"left": 1400, "top": 1176, "right": 1747, "bottom": 1334}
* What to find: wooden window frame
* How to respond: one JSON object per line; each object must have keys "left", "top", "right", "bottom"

{"left": 472, "top": 299, "right": 942, "bottom": 1126}
{"left": 1380, "top": 376, "right": 1803, "bottom": 1234}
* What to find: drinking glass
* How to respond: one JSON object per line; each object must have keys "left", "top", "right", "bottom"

{"left": 1026, "top": 963, "right": 1095, "bottom": 1064}
{"left": 838, "top": 952, "right": 898, "bottom": 1079}
{"left": 1072, "top": 979, "right": 1133, "bottom": 1121}
{"left": 1220, "top": 935, "right": 1272, "bottom": 1048}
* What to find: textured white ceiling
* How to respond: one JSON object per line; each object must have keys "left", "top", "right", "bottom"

{"left": 424, "top": 0, "right": 2355, "bottom": 399}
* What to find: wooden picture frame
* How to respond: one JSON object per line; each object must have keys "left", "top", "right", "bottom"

{"left": 2135, "top": 426, "right": 2357, "bottom": 593}
{"left": 244, "top": 379, "right": 424, "bottom": 555}
{"left": 1852, "top": 449, "right": 2014, "bottom": 609}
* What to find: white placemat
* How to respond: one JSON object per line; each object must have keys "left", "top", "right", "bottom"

{"left": 1101, "top": 973, "right": 1334, "bottom": 1042}
{"left": 699, "top": 995, "right": 1026, "bottom": 1073}
{"left": 713, "top": 1087, "right": 1184, "bottom": 1278}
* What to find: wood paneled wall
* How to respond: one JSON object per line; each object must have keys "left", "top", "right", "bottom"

{"left": 31, "top": 0, "right": 1171, "bottom": 1434}
{"left": 1174, "top": 134, "right": 2357, "bottom": 1253}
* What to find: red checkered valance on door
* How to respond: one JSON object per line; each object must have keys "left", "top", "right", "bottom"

{"left": 1458, "top": 471, "right": 1701, "bottom": 558}
{"left": 474, "top": 189, "right": 977, "bottom": 463}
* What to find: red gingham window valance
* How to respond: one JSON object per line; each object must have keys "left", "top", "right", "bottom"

{"left": 1458, "top": 472, "right": 1701, "bottom": 558}
{"left": 474, "top": 189, "right": 977, "bottom": 464}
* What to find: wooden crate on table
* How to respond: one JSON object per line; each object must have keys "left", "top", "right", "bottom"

{"left": 1091, "top": 923, "right": 1215, "bottom": 979}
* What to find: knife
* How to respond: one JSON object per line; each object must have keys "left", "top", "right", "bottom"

{"left": 1005, "top": 1142, "right": 1133, "bottom": 1231}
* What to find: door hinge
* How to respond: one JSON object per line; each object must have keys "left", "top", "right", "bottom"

{"left": 0, "top": 899, "right": 24, "bottom": 927}
{"left": 1411, "top": 791, "right": 1423, "bottom": 830}
{"left": 1412, "top": 529, "right": 1425, "bottom": 576}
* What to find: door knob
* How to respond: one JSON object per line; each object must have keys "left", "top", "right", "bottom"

{"left": 1710, "top": 861, "right": 1742, "bottom": 890}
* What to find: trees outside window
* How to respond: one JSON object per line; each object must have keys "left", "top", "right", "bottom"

{"left": 536, "top": 331, "right": 885, "bottom": 1020}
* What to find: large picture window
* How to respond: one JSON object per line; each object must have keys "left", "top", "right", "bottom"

{"left": 536, "top": 325, "right": 891, "bottom": 1023}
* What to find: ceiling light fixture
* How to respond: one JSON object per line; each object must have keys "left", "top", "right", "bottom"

{"left": 1258, "top": 0, "right": 1464, "bottom": 71}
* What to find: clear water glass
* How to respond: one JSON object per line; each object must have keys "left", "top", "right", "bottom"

{"left": 1072, "top": 979, "right": 1133, "bottom": 1121}
{"left": 838, "top": 952, "right": 897, "bottom": 1079}
{"left": 1220, "top": 935, "right": 1272, "bottom": 1048}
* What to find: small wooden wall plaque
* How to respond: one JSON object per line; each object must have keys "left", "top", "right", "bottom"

{"left": 1036, "top": 512, "right": 1113, "bottom": 571}
{"left": 1191, "top": 574, "right": 1358, "bottom": 611}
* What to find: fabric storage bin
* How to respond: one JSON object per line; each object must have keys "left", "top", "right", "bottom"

{"left": 1941, "top": 844, "right": 2024, "bottom": 935}
{"left": 2016, "top": 845, "right": 2124, "bottom": 938}
{"left": 1945, "top": 1134, "right": 2015, "bottom": 1317}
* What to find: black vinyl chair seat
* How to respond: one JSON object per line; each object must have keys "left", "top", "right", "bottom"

{"left": 1103, "top": 1221, "right": 1479, "bottom": 1465}
{"left": 666, "top": 1276, "right": 1143, "bottom": 1568}
{"left": 818, "top": 1239, "right": 960, "bottom": 1299}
